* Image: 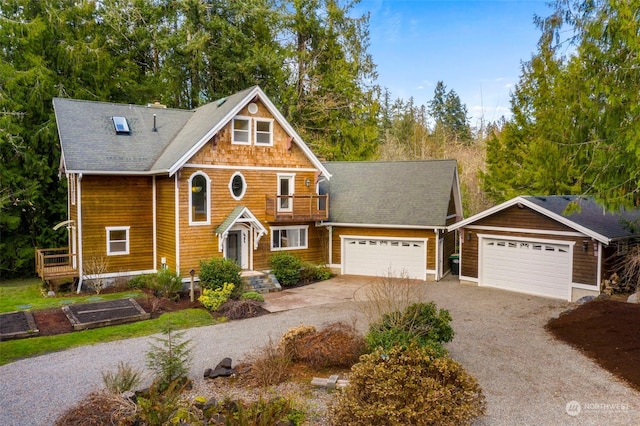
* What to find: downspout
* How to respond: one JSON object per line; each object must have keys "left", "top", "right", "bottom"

{"left": 328, "top": 225, "right": 333, "bottom": 266}
{"left": 596, "top": 240, "right": 603, "bottom": 291}
{"left": 76, "top": 173, "right": 84, "bottom": 293}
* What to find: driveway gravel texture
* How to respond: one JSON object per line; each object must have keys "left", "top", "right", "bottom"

{"left": 1, "top": 276, "right": 639, "bottom": 425}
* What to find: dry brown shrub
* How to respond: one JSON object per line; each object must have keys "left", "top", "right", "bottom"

{"left": 277, "top": 324, "right": 317, "bottom": 360}
{"left": 219, "top": 299, "right": 266, "bottom": 320}
{"left": 354, "top": 270, "right": 426, "bottom": 325}
{"left": 242, "top": 337, "right": 291, "bottom": 387}
{"left": 54, "top": 390, "right": 136, "bottom": 426}
{"left": 295, "top": 321, "right": 366, "bottom": 368}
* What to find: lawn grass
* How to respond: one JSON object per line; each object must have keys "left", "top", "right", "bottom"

{"left": 0, "top": 278, "right": 143, "bottom": 313}
{"left": 0, "top": 308, "right": 220, "bottom": 366}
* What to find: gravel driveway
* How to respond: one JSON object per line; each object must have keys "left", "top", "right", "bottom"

{"left": 1, "top": 276, "right": 638, "bottom": 425}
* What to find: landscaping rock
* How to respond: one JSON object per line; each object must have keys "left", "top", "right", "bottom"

{"left": 204, "top": 357, "right": 235, "bottom": 379}
{"left": 576, "top": 295, "right": 596, "bottom": 304}
{"left": 627, "top": 293, "right": 639, "bottom": 303}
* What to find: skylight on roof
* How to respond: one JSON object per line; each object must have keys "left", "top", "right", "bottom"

{"left": 113, "top": 116, "right": 130, "bottom": 134}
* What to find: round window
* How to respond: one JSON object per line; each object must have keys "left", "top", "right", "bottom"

{"left": 230, "top": 173, "right": 246, "bottom": 199}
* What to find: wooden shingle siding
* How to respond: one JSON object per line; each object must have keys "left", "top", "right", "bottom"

{"left": 474, "top": 205, "right": 575, "bottom": 232}
{"left": 80, "top": 176, "right": 153, "bottom": 273}
{"left": 330, "top": 227, "right": 437, "bottom": 271}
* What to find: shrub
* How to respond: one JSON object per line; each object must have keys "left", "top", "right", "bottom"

{"left": 136, "top": 380, "right": 189, "bottom": 425}
{"left": 152, "top": 268, "right": 183, "bottom": 299}
{"left": 278, "top": 324, "right": 317, "bottom": 360}
{"left": 146, "top": 327, "right": 192, "bottom": 392}
{"left": 199, "top": 283, "right": 235, "bottom": 311}
{"left": 199, "top": 257, "right": 243, "bottom": 298}
{"left": 243, "top": 337, "right": 291, "bottom": 387}
{"left": 270, "top": 252, "right": 302, "bottom": 286}
{"left": 240, "top": 291, "right": 265, "bottom": 302}
{"left": 102, "top": 361, "right": 143, "bottom": 394}
{"left": 54, "top": 390, "right": 136, "bottom": 426}
{"left": 330, "top": 345, "right": 486, "bottom": 425}
{"left": 128, "top": 274, "right": 153, "bottom": 289}
{"left": 299, "top": 262, "right": 332, "bottom": 284}
{"left": 366, "top": 302, "right": 454, "bottom": 353}
{"left": 225, "top": 395, "right": 301, "bottom": 425}
{"left": 219, "top": 299, "right": 265, "bottom": 320}
{"left": 294, "top": 322, "right": 366, "bottom": 368}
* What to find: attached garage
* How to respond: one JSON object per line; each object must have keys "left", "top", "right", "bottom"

{"left": 342, "top": 237, "right": 427, "bottom": 280}
{"left": 480, "top": 237, "right": 572, "bottom": 300}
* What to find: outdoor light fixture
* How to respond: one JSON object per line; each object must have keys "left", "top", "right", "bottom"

{"left": 305, "top": 178, "right": 311, "bottom": 187}
{"left": 466, "top": 231, "right": 472, "bottom": 241}
{"left": 582, "top": 240, "right": 589, "bottom": 252}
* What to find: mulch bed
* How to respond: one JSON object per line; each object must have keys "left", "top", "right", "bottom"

{"left": 546, "top": 299, "right": 640, "bottom": 391}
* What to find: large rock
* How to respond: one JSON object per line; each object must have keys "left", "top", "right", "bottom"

{"left": 627, "top": 293, "right": 639, "bottom": 303}
{"left": 204, "top": 357, "right": 235, "bottom": 379}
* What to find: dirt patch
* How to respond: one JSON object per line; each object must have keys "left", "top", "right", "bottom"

{"left": 546, "top": 299, "right": 640, "bottom": 391}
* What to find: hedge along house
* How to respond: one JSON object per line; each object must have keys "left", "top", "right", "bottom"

{"left": 447, "top": 195, "right": 640, "bottom": 301}
{"left": 44, "top": 86, "right": 332, "bottom": 291}
{"left": 319, "top": 160, "right": 463, "bottom": 281}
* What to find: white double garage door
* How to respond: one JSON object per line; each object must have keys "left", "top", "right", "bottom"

{"left": 342, "top": 237, "right": 426, "bottom": 280}
{"left": 480, "top": 237, "right": 572, "bottom": 300}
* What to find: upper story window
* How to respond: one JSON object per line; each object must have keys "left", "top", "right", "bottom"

{"left": 106, "top": 226, "right": 130, "bottom": 255}
{"left": 189, "top": 172, "right": 210, "bottom": 225}
{"left": 229, "top": 172, "right": 246, "bottom": 200}
{"left": 232, "top": 117, "right": 251, "bottom": 145}
{"left": 255, "top": 119, "right": 273, "bottom": 146}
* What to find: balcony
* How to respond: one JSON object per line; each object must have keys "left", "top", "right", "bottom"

{"left": 265, "top": 194, "right": 329, "bottom": 222}
{"left": 36, "top": 248, "right": 78, "bottom": 283}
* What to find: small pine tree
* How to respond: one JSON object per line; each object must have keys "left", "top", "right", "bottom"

{"left": 146, "top": 327, "right": 193, "bottom": 392}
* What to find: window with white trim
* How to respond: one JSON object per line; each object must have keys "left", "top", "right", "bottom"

{"left": 255, "top": 119, "right": 273, "bottom": 146}
{"left": 229, "top": 172, "right": 246, "bottom": 200}
{"left": 271, "top": 225, "right": 308, "bottom": 250}
{"left": 232, "top": 117, "right": 251, "bottom": 144}
{"left": 106, "top": 226, "right": 130, "bottom": 255}
{"left": 189, "top": 172, "right": 210, "bottom": 225}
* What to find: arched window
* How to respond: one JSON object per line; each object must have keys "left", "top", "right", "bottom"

{"left": 190, "top": 172, "right": 210, "bottom": 225}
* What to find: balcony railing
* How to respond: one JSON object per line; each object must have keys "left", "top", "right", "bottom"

{"left": 36, "top": 248, "right": 78, "bottom": 282}
{"left": 265, "top": 194, "right": 329, "bottom": 222}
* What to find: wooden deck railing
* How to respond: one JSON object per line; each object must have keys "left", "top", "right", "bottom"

{"left": 35, "top": 248, "right": 78, "bottom": 282}
{"left": 265, "top": 194, "right": 329, "bottom": 222}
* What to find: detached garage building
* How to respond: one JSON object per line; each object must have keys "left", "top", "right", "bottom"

{"left": 448, "top": 196, "right": 640, "bottom": 301}
{"left": 320, "top": 160, "right": 462, "bottom": 281}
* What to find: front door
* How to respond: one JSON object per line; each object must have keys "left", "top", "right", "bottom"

{"left": 227, "top": 231, "right": 241, "bottom": 266}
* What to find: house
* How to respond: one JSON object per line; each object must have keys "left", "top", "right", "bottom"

{"left": 320, "top": 160, "right": 462, "bottom": 281}
{"left": 40, "top": 86, "right": 462, "bottom": 290}
{"left": 447, "top": 195, "right": 640, "bottom": 301}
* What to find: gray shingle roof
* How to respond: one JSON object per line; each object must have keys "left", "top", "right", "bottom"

{"left": 320, "top": 160, "right": 458, "bottom": 227}
{"left": 53, "top": 98, "right": 193, "bottom": 173}
{"left": 523, "top": 196, "right": 640, "bottom": 240}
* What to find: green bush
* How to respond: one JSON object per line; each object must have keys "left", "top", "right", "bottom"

{"left": 330, "top": 345, "right": 486, "bottom": 425}
{"left": 101, "top": 361, "right": 143, "bottom": 394}
{"left": 152, "top": 268, "right": 183, "bottom": 299}
{"left": 270, "top": 252, "right": 302, "bottom": 286}
{"left": 240, "top": 291, "right": 265, "bottom": 302}
{"left": 128, "top": 274, "right": 153, "bottom": 289}
{"left": 299, "top": 262, "right": 332, "bottom": 283}
{"left": 366, "top": 302, "right": 454, "bottom": 353}
{"left": 198, "top": 257, "right": 243, "bottom": 298}
{"left": 198, "top": 283, "right": 235, "bottom": 311}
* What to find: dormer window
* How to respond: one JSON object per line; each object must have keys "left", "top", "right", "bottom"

{"left": 112, "top": 116, "right": 130, "bottom": 134}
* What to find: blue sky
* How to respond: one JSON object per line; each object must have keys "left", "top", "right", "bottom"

{"left": 354, "top": 0, "right": 553, "bottom": 126}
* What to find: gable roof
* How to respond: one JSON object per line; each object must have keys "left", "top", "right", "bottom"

{"left": 448, "top": 195, "right": 640, "bottom": 244}
{"left": 54, "top": 86, "right": 330, "bottom": 178}
{"left": 319, "top": 160, "right": 460, "bottom": 228}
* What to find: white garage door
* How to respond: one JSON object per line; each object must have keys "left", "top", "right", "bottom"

{"left": 480, "top": 238, "right": 571, "bottom": 300}
{"left": 343, "top": 238, "right": 426, "bottom": 280}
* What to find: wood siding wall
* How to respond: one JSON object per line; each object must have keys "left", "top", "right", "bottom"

{"left": 155, "top": 176, "right": 176, "bottom": 270}
{"left": 176, "top": 100, "right": 325, "bottom": 275}
{"left": 459, "top": 205, "right": 599, "bottom": 285}
{"left": 80, "top": 176, "right": 153, "bottom": 273}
